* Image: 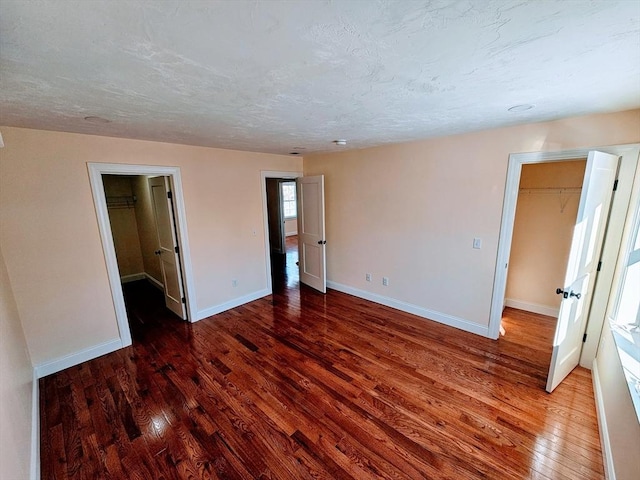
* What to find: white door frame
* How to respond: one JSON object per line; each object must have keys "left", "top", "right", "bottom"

{"left": 88, "top": 162, "right": 197, "bottom": 347}
{"left": 489, "top": 144, "right": 640, "bottom": 367}
{"left": 261, "top": 170, "right": 303, "bottom": 294}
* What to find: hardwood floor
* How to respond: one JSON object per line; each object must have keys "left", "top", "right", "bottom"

{"left": 40, "top": 243, "right": 603, "bottom": 479}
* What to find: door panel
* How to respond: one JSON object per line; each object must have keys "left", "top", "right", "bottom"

{"left": 302, "top": 243, "right": 321, "bottom": 276}
{"left": 546, "top": 151, "right": 619, "bottom": 392}
{"left": 297, "top": 175, "right": 326, "bottom": 293}
{"left": 150, "top": 176, "right": 187, "bottom": 320}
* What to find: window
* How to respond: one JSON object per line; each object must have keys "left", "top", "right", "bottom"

{"left": 613, "top": 196, "right": 640, "bottom": 329}
{"left": 609, "top": 186, "right": 640, "bottom": 420}
{"left": 282, "top": 181, "right": 297, "bottom": 218}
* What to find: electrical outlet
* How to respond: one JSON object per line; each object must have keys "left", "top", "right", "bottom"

{"left": 382, "top": 277, "right": 389, "bottom": 286}
{"left": 232, "top": 279, "right": 238, "bottom": 287}
{"left": 366, "top": 273, "right": 372, "bottom": 282}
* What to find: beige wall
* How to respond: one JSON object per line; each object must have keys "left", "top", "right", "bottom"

{"left": 594, "top": 322, "right": 640, "bottom": 480}
{"left": 506, "top": 160, "right": 587, "bottom": 313}
{"left": 303, "top": 109, "right": 640, "bottom": 330}
{"left": 0, "top": 244, "right": 33, "bottom": 480}
{"left": 103, "top": 175, "right": 145, "bottom": 277}
{"left": 0, "top": 127, "right": 301, "bottom": 366}
{"left": 132, "top": 176, "right": 163, "bottom": 284}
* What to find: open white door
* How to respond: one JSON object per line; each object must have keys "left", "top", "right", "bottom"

{"left": 149, "top": 176, "right": 187, "bottom": 320}
{"left": 297, "top": 175, "right": 326, "bottom": 293}
{"left": 546, "top": 151, "right": 619, "bottom": 392}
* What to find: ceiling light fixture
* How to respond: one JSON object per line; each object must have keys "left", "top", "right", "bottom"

{"left": 289, "top": 146, "right": 306, "bottom": 155}
{"left": 84, "top": 115, "right": 111, "bottom": 124}
{"left": 333, "top": 139, "right": 347, "bottom": 146}
{"left": 508, "top": 104, "right": 534, "bottom": 113}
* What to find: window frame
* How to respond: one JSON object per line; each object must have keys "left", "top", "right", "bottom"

{"left": 281, "top": 181, "right": 297, "bottom": 219}
{"left": 607, "top": 172, "right": 640, "bottom": 422}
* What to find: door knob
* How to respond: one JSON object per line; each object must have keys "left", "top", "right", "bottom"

{"left": 556, "top": 288, "right": 581, "bottom": 300}
{"left": 154, "top": 250, "right": 161, "bottom": 255}
{"left": 317, "top": 240, "right": 327, "bottom": 245}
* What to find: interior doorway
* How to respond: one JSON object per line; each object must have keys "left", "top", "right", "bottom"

{"left": 490, "top": 145, "right": 640, "bottom": 394}
{"left": 260, "top": 171, "right": 302, "bottom": 294}
{"left": 102, "top": 174, "right": 187, "bottom": 340}
{"left": 265, "top": 177, "right": 300, "bottom": 292}
{"left": 500, "top": 159, "right": 587, "bottom": 368}
{"left": 88, "top": 163, "right": 196, "bottom": 348}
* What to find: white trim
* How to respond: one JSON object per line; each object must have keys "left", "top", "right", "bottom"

{"left": 260, "top": 170, "right": 303, "bottom": 294}
{"left": 120, "top": 273, "right": 146, "bottom": 283}
{"left": 504, "top": 298, "right": 559, "bottom": 317}
{"left": 195, "top": 288, "right": 270, "bottom": 321}
{"left": 327, "top": 281, "right": 490, "bottom": 337}
{"left": 145, "top": 273, "right": 164, "bottom": 291}
{"left": 592, "top": 361, "right": 616, "bottom": 480}
{"left": 34, "top": 338, "right": 122, "bottom": 379}
{"left": 285, "top": 231, "right": 298, "bottom": 237}
{"left": 88, "top": 163, "right": 198, "bottom": 346}
{"left": 489, "top": 144, "right": 640, "bottom": 349}
{"left": 30, "top": 369, "right": 40, "bottom": 480}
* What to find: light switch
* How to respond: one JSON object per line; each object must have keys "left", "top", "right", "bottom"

{"left": 473, "top": 238, "right": 482, "bottom": 249}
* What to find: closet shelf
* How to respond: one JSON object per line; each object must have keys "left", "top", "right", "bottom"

{"left": 518, "top": 187, "right": 582, "bottom": 195}
{"left": 106, "top": 195, "right": 137, "bottom": 209}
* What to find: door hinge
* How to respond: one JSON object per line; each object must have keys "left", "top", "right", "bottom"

{"left": 582, "top": 333, "right": 587, "bottom": 343}
{"left": 167, "top": 191, "right": 173, "bottom": 199}
{"left": 597, "top": 261, "right": 602, "bottom": 272}
{"left": 181, "top": 297, "right": 186, "bottom": 304}
{"left": 613, "top": 179, "right": 618, "bottom": 191}
{"left": 174, "top": 245, "right": 180, "bottom": 254}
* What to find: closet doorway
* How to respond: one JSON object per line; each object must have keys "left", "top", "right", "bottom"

{"left": 88, "top": 163, "right": 196, "bottom": 348}
{"left": 500, "top": 159, "right": 586, "bottom": 373}
{"left": 490, "top": 145, "right": 638, "bottom": 393}
{"left": 505, "top": 160, "right": 587, "bottom": 316}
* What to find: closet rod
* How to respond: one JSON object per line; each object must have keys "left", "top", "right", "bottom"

{"left": 518, "top": 187, "right": 581, "bottom": 195}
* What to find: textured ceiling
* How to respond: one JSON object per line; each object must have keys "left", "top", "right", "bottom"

{"left": 1, "top": 0, "right": 639, "bottom": 154}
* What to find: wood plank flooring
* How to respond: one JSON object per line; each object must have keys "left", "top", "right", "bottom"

{"left": 40, "top": 239, "right": 603, "bottom": 479}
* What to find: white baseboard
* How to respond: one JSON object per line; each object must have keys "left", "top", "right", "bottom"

{"left": 34, "top": 338, "right": 122, "bottom": 379}
{"left": 195, "top": 288, "right": 271, "bottom": 322}
{"left": 504, "top": 298, "right": 559, "bottom": 317}
{"left": 144, "top": 273, "right": 164, "bottom": 291}
{"left": 120, "top": 273, "right": 146, "bottom": 283}
{"left": 592, "top": 361, "right": 616, "bottom": 480}
{"left": 285, "top": 231, "right": 298, "bottom": 237}
{"left": 326, "top": 281, "right": 490, "bottom": 338}
{"left": 30, "top": 369, "right": 40, "bottom": 480}
{"left": 120, "top": 272, "right": 164, "bottom": 292}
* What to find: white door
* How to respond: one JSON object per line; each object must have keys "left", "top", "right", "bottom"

{"left": 149, "top": 176, "right": 187, "bottom": 320}
{"left": 297, "top": 175, "right": 326, "bottom": 293}
{"left": 546, "top": 151, "right": 619, "bottom": 392}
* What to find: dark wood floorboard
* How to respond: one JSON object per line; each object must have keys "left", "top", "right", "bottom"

{"left": 40, "top": 236, "right": 603, "bottom": 479}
